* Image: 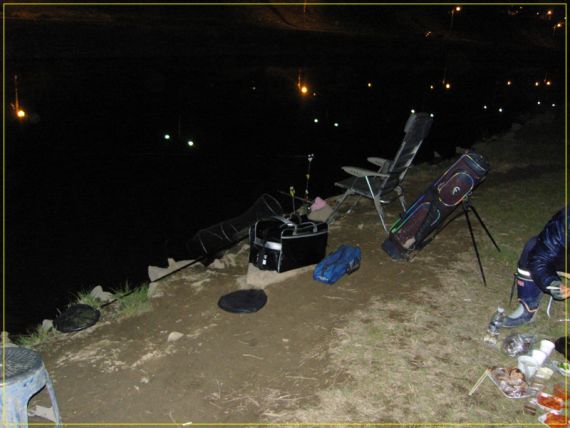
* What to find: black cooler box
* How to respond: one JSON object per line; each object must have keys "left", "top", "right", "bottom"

{"left": 249, "top": 216, "right": 328, "bottom": 273}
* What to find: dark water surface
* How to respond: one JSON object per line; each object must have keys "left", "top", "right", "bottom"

{"left": 5, "top": 8, "right": 564, "bottom": 334}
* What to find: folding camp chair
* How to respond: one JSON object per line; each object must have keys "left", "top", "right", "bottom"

{"left": 327, "top": 112, "right": 434, "bottom": 232}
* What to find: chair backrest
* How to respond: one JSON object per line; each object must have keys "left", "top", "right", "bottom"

{"left": 379, "top": 112, "right": 433, "bottom": 194}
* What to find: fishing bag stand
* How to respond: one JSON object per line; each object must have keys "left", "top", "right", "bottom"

{"left": 463, "top": 199, "right": 501, "bottom": 285}
{"left": 428, "top": 197, "right": 501, "bottom": 287}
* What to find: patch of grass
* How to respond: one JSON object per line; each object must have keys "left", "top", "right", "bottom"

{"left": 11, "top": 290, "right": 105, "bottom": 348}
{"left": 112, "top": 282, "right": 151, "bottom": 319}
{"left": 70, "top": 289, "right": 105, "bottom": 309}
{"left": 13, "top": 282, "right": 151, "bottom": 347}
{"left": 14, "top": 325, "right": 56, "bottom": 348}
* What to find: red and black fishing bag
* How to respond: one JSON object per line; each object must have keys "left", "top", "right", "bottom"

{"left": 382, "top": 151, "right": 490, "bottom": 260}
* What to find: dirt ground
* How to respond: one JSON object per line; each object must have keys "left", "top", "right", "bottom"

{"left": 25, "top": 113, "right": 566, "bottom": 427}
{"left": 32, "top": 209, "right": 434, "bottom": 425}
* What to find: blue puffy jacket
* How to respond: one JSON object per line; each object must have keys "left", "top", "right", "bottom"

{"left": 528, "top": 205, "right": 569, "bottom": 293}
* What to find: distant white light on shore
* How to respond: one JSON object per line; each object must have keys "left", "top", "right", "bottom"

{"left": 483, "top": 105, "right": 488, "bottom": 110}
{"left": 552, "top": 103, "right": 556, "bottom": 107}
{"left": 252, "top": 86, "right": 256, "bottom": 91}
{"left": 313, "top": 92, "right": 317, "bottom": 96}
{"left": 187, "top": 140, "right": 194, "bottom": 147}
{"left": 506, "top": 80, "right": 512, "bottom": 86}
{"left": 410, "top": 109, "right": 415, "bottom": 114}
{"left": 430, "top": 113, "right": 434, "bottom": 117}
{"left": 545, "top": 80, "right": 552, "bottom": 86}
{"left": 333, "top": 122, "right": 339, "bottom": 127}
{"left": 498, "top": 108, "right": 503, "bottom": 113}
{"left": 314, "top": 118, "right": 319, "bottom": 123}
{"left": 445, "top": 83, "right": 451, "bottom": 90}
{"left": 534, "top": 81, "right": 540, "bottom": 87}
{"left": 367, "top": 82, "right": 373, "bottom": 88}
{"left": 429, "top": 84, "right": 435, "bottom": 90}
{"left": 537, "top": 101, "right": 541, "bottom": 105}
{"left": 455, "top": 6, "right": 461, "bottom": 12}
{"left": 164, "top": 134, "right": 171, "bottom": 140}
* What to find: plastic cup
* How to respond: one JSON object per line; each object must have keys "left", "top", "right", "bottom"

{"left": 531, "top": 349, "right": 548, "bottom": 366}
{"left": 540, "top": 339, "right": 555, "bottom": 356}
{"left": 518, "top": 355, "right": 539, "bottom": 380}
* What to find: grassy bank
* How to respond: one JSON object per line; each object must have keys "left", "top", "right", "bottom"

{"left": 13, "top": 282, "right": 151, "bottom": 348}
{"left": 270, "top": 110, "right": 566, "bottom": 424}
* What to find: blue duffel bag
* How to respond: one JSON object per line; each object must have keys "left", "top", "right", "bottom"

{"left": 313, "top": 244, "right": 361, "bottom": 285}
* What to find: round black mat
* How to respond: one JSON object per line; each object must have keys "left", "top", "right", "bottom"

{"left": 54, "top": 304, "right": 101, "bottom": 333}
{"left": 218, "top": 289, "right": 267, "bottom": 313}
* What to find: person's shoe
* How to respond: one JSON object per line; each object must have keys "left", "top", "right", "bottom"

{"left": 503, "top": 303, "right": 538, "bottom": 328}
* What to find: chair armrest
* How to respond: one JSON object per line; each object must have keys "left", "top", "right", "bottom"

{"left": 367, "top": 157, "right": 389, "bottom": 167}
{"left": 341, "top": 166, "right": 388, "bottom": 178}
{"left": 367, "top": 157, "right": 391, "bottom": 173}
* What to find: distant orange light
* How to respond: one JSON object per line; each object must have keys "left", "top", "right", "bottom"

{"left": 445, "top": 83, "right": 451, "bottom": 90}
{"left": 300, "top": 85, "right": 308, "bottom": 94}
{"left": 534, "top": 81, "right": 540, "bottom": 87}
{"left": 555, "top": 22, "right": 563, "bottom": 28}
{"left": 506, "top": 80, "right": 512, "bottom": 86}
{"left": 545, "top": 80, "right": 552, "bottom": 86}
{"left": 424, "top": 31, "right": 432, "bottom": 38}
{"left": 455, "top": 6, "right": 461, "bottom": 12}
{"left": 367, "top": 82, "right": 372, "bottom": 88}
{"left": 17, "top": 109, "right": 26, "bottom": 118}
{"left": 547, "top": 10, "right": 553, "bottom": 16}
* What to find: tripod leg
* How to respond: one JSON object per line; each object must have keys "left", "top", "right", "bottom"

{"left": 464, "top": 206, "right": 488, "bottom": 287}
{"left": 469, "top": 205, "right": 501, "bottom": 252}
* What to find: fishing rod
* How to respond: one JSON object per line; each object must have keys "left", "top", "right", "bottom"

{"left": 304, "top": 153, "right": 314, "bottom": 201}
{"left": 277, "top": 189, "right": 313, "bottom": 204}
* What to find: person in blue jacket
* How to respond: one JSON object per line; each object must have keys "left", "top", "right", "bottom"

{"left": 503, "top": 205, "right": 569, "bottom": 327}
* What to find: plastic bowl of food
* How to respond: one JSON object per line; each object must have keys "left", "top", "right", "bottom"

{"left": 535, "top": 392, "right": 564, "bottom": 412}
{"left": 535, "top": 367, "right": 554, "bottom": 381}
{"left": 556, "top": 361, "right": 570, "bottom": 377}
